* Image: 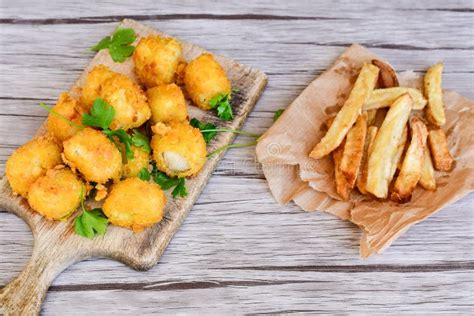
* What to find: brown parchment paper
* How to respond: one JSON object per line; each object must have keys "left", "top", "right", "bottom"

{"left": 256, "top": 44, "right": 474, "bottom": 257}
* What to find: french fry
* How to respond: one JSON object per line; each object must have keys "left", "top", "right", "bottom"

{"left": 390, "top": 117, "right": 428, "bottom": 203}
{"left": 366, "top": 93, "right": 412, "bottom": 199}
{"left": 364, "top": 87, "right": 427, "bottom": 111}
{"left": 419, "top": 145, "right": 436, "bottom": 190}
{"left": 310, "top": 63, "right": 379, "bottom": 159}
{"left": 367, "top": 109, "right": 377, "bottom": 125}
{"left": 340, "top": 113, "right": 368, "bottom": 186}
{"left": 372, "top": 59, "right": 399, "bottom": 88}
{"left": 424, "top": 63, "right": 446, "bottom": 126}
{"left": 333, "top": 139, "right": 352, "bottom": 200}
{"left": 356, "top": 126, "right": 378, "bottom": 195}
{"left": 388, "top": 125, "right": 408, "bottom": 182}
{"left": 428, "top": 129, "right": 454, "bottom": 171}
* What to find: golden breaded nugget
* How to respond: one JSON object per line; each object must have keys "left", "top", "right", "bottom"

{"left": 356, "top": 126, "right": 378, "bottom": 195}
{"left": 133, "top": 35, "right": 183, "bottom": 88}
{"left": 428, "top": 129, "right": 454, "bottom": 171}
{"left": 151, "top": 121, "right": 207, "bottom": 178}
{"left": 424, "top": 63, "right": 446, "bottom": 126}
{"left": 184, "top": 53, "right": 231, "bottom": 110}
{"left": 27, "top": 168, "right": 83, "bottom": 220}
{"left": 103, "top": 177, "right": 166, "bottom": 232}
{"left": 364, "top": 88, "right": 427, "bottom": 111}
{"left": 366, "top": 93, "right": 412, "bottom": 199}
{"left": 47, "top": 92, "right": 85, "bottom": 141}
{"left": 146, "top": 83, "right": 188, "bottom": 123}
{"left": 419, "top": 145, "right": 436, "bottom": 190}
{"left": 372, "top": 59, "right": 399, "bottom": 88}
{"left": 390, "top": 117, "right": 428, "bottom": 203}
{"left": 340, "top": 112, "right": 367, "bottom": 186}
{"left": 81, "top": 64, "right": 115, "bottom": 109}
{"left": 62, "top": 128, "right": 122, "bottom": 183}
{"left": 6, "top": 136, "right": 62, "bottom": 197}
{"left": 310, "top": 63, "right": 379, "bottom": 159}
{"left": 122, "top": 145, "right": 150, "bottom": 178}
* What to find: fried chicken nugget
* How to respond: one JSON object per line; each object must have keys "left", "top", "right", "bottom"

{"left": 184, "top": 53, "right": 231, "bottom": 110}
{"left": 122, "top": 145, "right": 150, "bottom": 178}
{"left": 151, "top": 121, "right": 207, "bottom": 178}
{"left": 146, "top": 83, "right": 188, "bottom": 123}
{"left": 133, "top": 35, "right": 183, "bottom": 88}
{"left": 62, "top": 128, "right": 122, "bottom": 183}
{"left": 103, "top": 177, "right": 166, "bottom": 232}
{"left": 81, "top": 64, "right": 115, "bottom": 109}
{"left": 27, "top": 168, "right": 83, "bottom": 220}
{"left": 47, "top": 92, "right": 85, "bottom": 141}
{"left": 6, "top": 136, "right": 62, "bottom": 197}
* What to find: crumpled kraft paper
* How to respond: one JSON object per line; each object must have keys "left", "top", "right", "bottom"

{"left": 256, "top": 44, "right": 474, "bottom": 257}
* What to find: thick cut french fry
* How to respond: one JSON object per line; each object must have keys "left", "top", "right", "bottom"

{"left": 419, "top": 145, "right": 436, "bottom": 190}
{"left": 428, "top": 129, "right": 454, "bottom": 171}
{"left": 372, "top": 59, "right": 399, "bottom": 88}
{"left": 364, "top": 87, "right": 427, "bottom": 111}
{"left": 356, "top": 126, "right": 378, "bottom": 195}
{"left": 366, "top": 93, "right": 412, "bottom": 199}
{"left": 367, "top": 109, "right": 377, "bottom": 125}
{"left": 388, "top": 125, "right": 408, "bottom": 182}
{"left": 424, "top": 63, "right": 446, "bottom": 126}
{"left": 310, "top": 63, "right": 379, "bottom": 159}
{"left": 333, "top": 139, "right": 352, "bottom": 200}
{"left": 340, "top": 113, "right": 368, "bottom": 186}
{"left": 390, "top": 117, "right": 428, "bottom": 203}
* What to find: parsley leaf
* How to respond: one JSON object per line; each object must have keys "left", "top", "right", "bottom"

{"left": 91, "top": 28, "right": 136, "bottom": 63}
{"left": 150, "top": 162, "right": 187, "bottom": 198}
{"left": 82, "top": 98, "right": 115, "bottom": 129}
{"left": 209, "top": 93, "right": 233, "bottom": 121}
{"left": 74, "top": 188, "right": 108, "bottom": 239}
{"left": 172, "top": 178, "right": 188, "bottom": 198}
{"left": 103, "top": 129, "right": 134, "bottom": 161}
{"left": 190, "top": 118, "right": 217, "bottom": 143}
{"left": 131, "top": 129, "right": 151, "bottom": 153}
{"left": 138, "top": 167, "right": 151, "bottom": 181}
{"left": 273, "top": 109, "right": 284, "bottom": 122}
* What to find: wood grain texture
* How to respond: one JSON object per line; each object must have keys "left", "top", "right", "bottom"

{"left": 1, "top": 0, "right": 473, "bottom": 314}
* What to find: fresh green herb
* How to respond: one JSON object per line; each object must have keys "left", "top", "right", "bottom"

{"left": 151, "top": 163, "right": 188, "bottom": 198}
{"left": 39, "top": 102, "right": 84, "bottom": 129}
{"left": 91, "top": 28, "right": 136, "bottom": 63}
{"left": 138, "top": 167, "right": 151, "bottom": 181}
{"left": 131, "top": 129, "right": 151, "bottom": 153}
{"left": 103, "top": 128, "right": 134, "bottom": 160}
{"left": 207, "top": 141, "right": 258, "bottom": 157}
{"left": 190, "top": 118, "right": 217, "bottom": 143}
{"left": 232, "top": 87, "right": 240, "bottom": 93}
{"left": 273, "top": 109, "right": 285, "bottom": 122}
{"left": 82, "top": 98, "right": 115, "bottom": 130}
{"left": 209, "top": 93, "right": 233, "bottom": 121}
{"left": 74, "top": 188, "right": 108, "bottom": 239}
{"left": 172, "top": 178, "right": 188, "bottom": 198}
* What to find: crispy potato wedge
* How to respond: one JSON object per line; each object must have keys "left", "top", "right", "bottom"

{"left": 366, "top": 93, "right": 412, "bottom": 199}
{"left": 310, "top": 63, "right": 379, "bottom": 159}
{"left": 372, "top": 59, "right": 399, "bottom": 88}
{"left": 419, "top": 145, "right": 436, "bottom": 190}
{"left": 340, "top": 113, "right": 368, "bottom": 186}
{"left": 356, "top": 126, "right": 378, "bottom": 195}
{"left": 364, "top": 87, "right": 427, "bottom": 111}
{"left": 367, "top": 109, "right": 377, "bottom": 125}
{"left": 424, "top": 63, "right": 446, "bottom": 126}
{"left": 388, "top": 125, "right": 408, "bottom": 182}
{"left": 390, "top": 117, "right": 428, "bottom": 203}
{"left": 333, "top": 139, "right": 352, "bottom": 200}
{"left": 428, "top": 129, "right": 454, "bottom": 171}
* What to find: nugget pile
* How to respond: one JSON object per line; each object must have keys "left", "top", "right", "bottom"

{"left": 309, "top": 60, "right": 454, "bottom": 203}
{"left": 5, "top": 32, "right": 233, "bottom": 235}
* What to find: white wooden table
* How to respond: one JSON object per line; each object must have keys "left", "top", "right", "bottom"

{"left": 1, "top": 1, "right": 473, "bottom": 314}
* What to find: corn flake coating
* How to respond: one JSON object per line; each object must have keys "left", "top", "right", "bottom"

{"left": 27, "top": 168, "right": 83, "bottom": 220}
{"left": 103, "top": 177, "right": 166, "bottom": 232}
{"left": 47, "top": 92, "right": 85, "bottom": 141}
{"left": 81, "top": 65, "right": 115, "bottom": 109}
{"left": 151, "top": 121, "right": 207, "bottom": 177}
{"left": 122, "top": 145, "right": 150, "bottom": 178}
{"left": 6, "top": 136, "right": 62, "bottom": 197}
{"left": 62, "top": 128, "right": 122, "bottom": 184}
{"left": 146, "top": 83, "right": 188, "bottom": 123}
{"left": 133, "top": 35, "right": 183, "bottom": 88}
{"left": 184, "top": 53, "right": 231, "bottom": 110}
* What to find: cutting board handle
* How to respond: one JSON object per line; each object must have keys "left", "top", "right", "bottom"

{"left": 0, "top": 233, "right": 85, "bottom": 316}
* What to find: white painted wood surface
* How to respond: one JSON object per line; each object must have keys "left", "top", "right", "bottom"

{"left": 0, "top": 0, "right": 473, "bottom": 314}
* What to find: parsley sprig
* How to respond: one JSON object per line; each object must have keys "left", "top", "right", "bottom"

{"left": 74, "top": 187, "right": 109, "bottom": 239}
{"left": 91, "top": 28, "right": 137, "bottom": 63}
{"left": 209, "top": 93, "right": 233, "bottom": 121}
{"left": 150, "top": 163, "right": 188, "bottom": 198}
{"left": 273, "top": 109, "right": 285, "bottom": 121}
{"left": 190, "top": 118, "right": 217, "bottom": 143}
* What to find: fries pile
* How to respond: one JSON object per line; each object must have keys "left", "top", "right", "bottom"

{"left": 309, "top": 60, "right": 454, "bottom": 203}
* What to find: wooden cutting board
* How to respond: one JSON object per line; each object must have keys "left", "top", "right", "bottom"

{"left": 0, "top": 19, "right": 267, "bottom": 315}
